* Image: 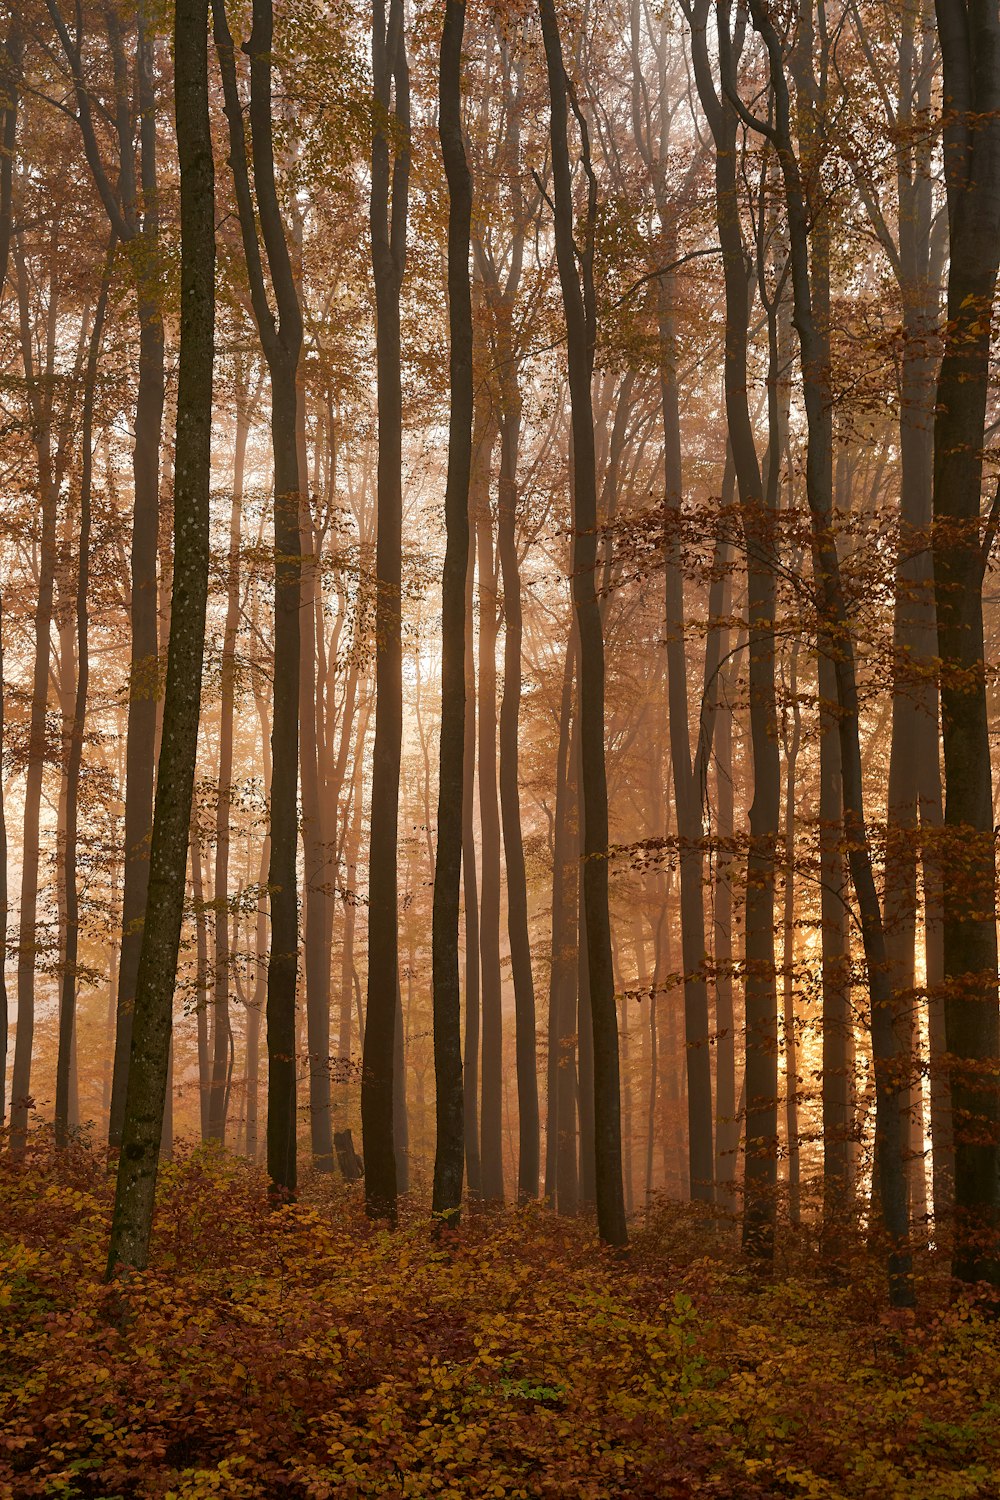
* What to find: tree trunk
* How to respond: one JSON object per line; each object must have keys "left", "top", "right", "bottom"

{"left": 462, "top": 525, "right": 482, "bottom": 1199}
{"left": 743, "top": 0, "right": 913, "bottom": 1302}
{"left": 207, "top": 403, "right": 248, "bottom": 1145}
{"left": 0, "top": 16, "right": 23, "bottom": 1131}
{"left": 476, "top": 430, "right": 505, "bottom": 1204}
{"left": 300, "top": 491, "right": 334, "bottom": 1171}
{"left": 497, "top": 370, "right": 540, "bottom": 1204}
{"left": 214, "top": 0, "right": 305, "bottom": 1201}
{"left": 545, "top": 633, "right": 579, "bottom": 1214}
{"left": 363, "top": 0, "right": 409, "bottom": 1222}
{"left": 931, "top": 0, "right": 1000, "bottom": 1287}
{"left": 539, "top": 0, "right": 627, "bottom": 1245}
{"left": 191, "top": 823, "right": 211, "bottom": 1142}
{"left": 10, "top": 254, "right": 59, "bottom": 1155}
{"left": 431, "top": 0, "right": 473, "bottom": 1226}
{"left": 56, "top": 248, "right": 113, "bottom": 1146}
{"left": 106, "top": 0, "right": 214, "bottom": 1269}
{"left": 107, "top": 4, "right": 166, "bottom": 1150}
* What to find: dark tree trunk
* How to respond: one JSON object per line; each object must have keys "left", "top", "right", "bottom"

{"left": 738, "top": 0, "right": 913, "bottom": 1303}
{"left": 539, "top": 0, "right": 627, "bottom": 1246}
{"left": 363, "top": 0, "right": 409, "bottom": 1222}
{"left": 631, "top": 3, "right": 714, "bottom": 1211}
{"left": 431, "top": 0, "right": 473, "bottom": 1226}
{"left": 10, "top": 250, "right": 60, "bottom": 1155}
{"left": 214, "top": 0, "right": 304, "bottom": 1201}
{"left": 932, "top": 0, "right": 1000, "bottom": 1287}
{"left": 106, "top": 0, "right": 214, "bottom": 1270}
{"left": 497, "top": 372, "right": 540, "bottom": 1204}
{"left": 690, "top": 0, "right": 780, "bottom": 1242}
{"left": 106, "top": 5, "right": 166, "bottom": 1151}
{"left": 0, "top": 16, "right": 22, "bottom": 1131}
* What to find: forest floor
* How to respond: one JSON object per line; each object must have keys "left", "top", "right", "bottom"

{"left": 1, "top": 1146, "right": 998, "bottom": 1500}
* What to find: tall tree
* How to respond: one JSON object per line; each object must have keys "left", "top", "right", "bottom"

{"left": 538, "top": 0, "right": 627, "bottom": 1247}
{"left": 106, "top": 0, "right": 214, "bottom": 1270}
{"left": 213, "top": 0, "right": 304, "bottom": 1200}
{"left": 0, "top": 13, "right": 22, "bottom": 1132}
{"left": 431, "top": 0, "right": 473, "bottom": 1228}
{"left": 734, "top": 0, "right": 913, "bottom": 1304}
{"left": 362, "top": 0, "right": 409, "bottom": 1221}
{"left": 55, "top": 243, "right": 114, "bottom": 1147}
{"left": 687, "top": 0, "right": 782, "bottom": 1248}
{"left": 932, "top": 0, "right": 1000, "bottom": 1287}
{"left": 44, "top": 0, "right": 168, "bottom": 1147}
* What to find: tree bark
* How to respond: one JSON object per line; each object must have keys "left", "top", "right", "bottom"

{"left": 207, "top": 400, "right": 249, "bottom": 1145}
{"left": 736, "top": 0, "right": 913, "bottom": 1302}
{"left": 539, "top": 0, "right": 627, "bottom": 1245}
{"left": 56, "top": 245, "right": 113, "bottom": 1147}
{"left": 431, "top": 0, "right": 473, "bottom": 1226}
{"left": 214, "top": 0, "right": 304, "bottom": 1201}
{"left": 106, "top": 0, "right": 214, "bottom": 1270}
{"left": 363, "top": 0, "right": 409, "bottom": 1221}
{"left": 497, "top": 359, "right": 540, "bottom": 1205}
{"left": 931, "top": 0, "right": 1000, "bottom": 1287}
{"left": 476, "top": 427, "right": 505, "bottom": 1204}
{"left": 0, "top": 15, "right": 22, "bottom": 1132}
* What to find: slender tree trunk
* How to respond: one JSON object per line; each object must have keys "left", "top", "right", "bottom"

{"left": 462, "top": 526, "right": 482, "bottom": 1198}
{"left": 782, "top": 653, "right": 803, "bottom": 1224}
{"left": 339, "top": 760, "right": 364, "bottom": 1064}
{"left": 300, "top": 492, "right": 334, "bottom": 1170}
{"left": 577, "top": 842, "right": 596, "bottom": 1206}
{"left": 431, "top": 0, "right": 473, "bottom": 1225}
{"left": 658, "top": 276, "right": 714, "bottom": 1208}
{"left": 394, "top": 977, "right": 409, "bottom": 1191}
{"left": 106, "top": 0, "right": 214, "bottom": 1269}
{"left": 545, "top": 634, "right": 579, "bottom": 1214}
{"left": 214, "top": 0, "right": 305, "bottom": 1201}
{"left": 10, "top": 263, "right": 59, "bottom": 1155}
{"left": 191, "top": 824, "right": 211, "bottom": 1142}
{"left": 207, "top": 404, "right": 248, "bottom": 1145}
{"left": 108, "top": 5, "right": 166, "bottom": 1149}
{"left": 742, "top": 0, "right": 913, "bottom": 1302}
{"left": 476, "top": 431, "right": 504, "bottom": 1203}
{"left": 539, "top": 0, "right": 626, "bottom": 1245}
{"left": 0, "top": 17, "right": 23, "bottom": 1131}
{"left": 690, "top": 0, "right": 781, "bottom": 1239}
{"left": 931, "top": 0, "right": 1000, "bottom": 1288}
{"left": 497, "top": 375, "right": 540, "bottom": 1204}
{"left": 56, "top": 248, "right": 113, "bottom": 1146}
{"left": 363, "top": 0, "right": 409, "bottom": 1221}
{"left": 247, "top": 681, "right": 272, "bottom": 1163}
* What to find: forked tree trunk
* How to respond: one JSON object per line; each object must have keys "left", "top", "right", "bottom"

{"left": 106, "top": 0, "right": 214, "bottom": 1270}
{"left": 214, "top": 0, "right": 304, "bottom": 1201}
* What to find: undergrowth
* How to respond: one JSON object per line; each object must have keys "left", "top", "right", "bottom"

{"left": 1, "top": 1144, "right": 998, "bottom": 1498}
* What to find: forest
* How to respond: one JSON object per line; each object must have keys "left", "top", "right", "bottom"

{"left": 2, "top": 0, "right": 1000, "bottom": 1492}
